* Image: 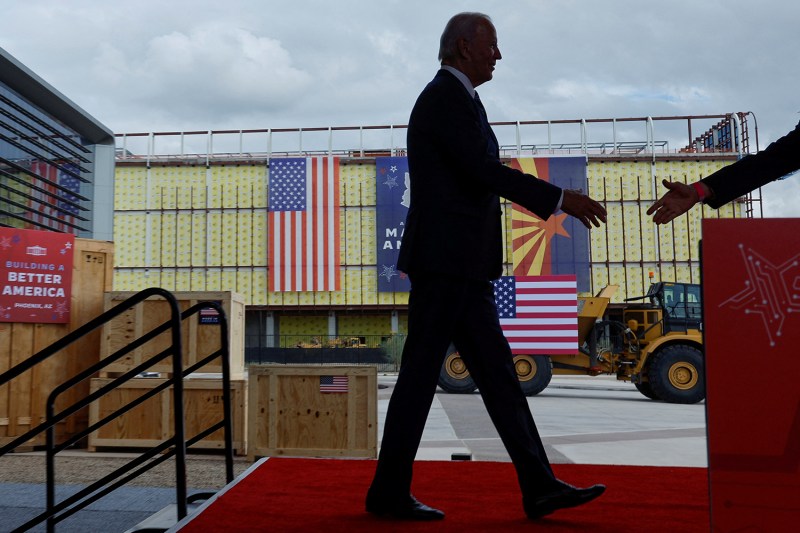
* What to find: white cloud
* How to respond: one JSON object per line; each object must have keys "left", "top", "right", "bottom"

{"left": 546, "top": 79, "right": 709, "bottom": 107}
{"left": 124, "top": 25, "right": 313, "bottom": 122}
{"left": 1, "top": 0, "right": 797, "bottom": 148}
{"left": 761, "top": 173, "right": 800, "bottom": 217}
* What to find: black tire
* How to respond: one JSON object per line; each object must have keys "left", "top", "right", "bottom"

{"left": 438, "top": 347, "right": 477, "bottom": 393}
{"left": 647, "top": 344, "right": 705, "bottom": 404}
{"left": 514, "top": 355, "right": 552, "bottom": 396}
{"left": 634, "top": 381, "right": 661, "bottom": 400}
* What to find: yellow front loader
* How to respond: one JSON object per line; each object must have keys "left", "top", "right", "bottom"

{"left": 438, "top": 282, "right": 705, "bottom": 404}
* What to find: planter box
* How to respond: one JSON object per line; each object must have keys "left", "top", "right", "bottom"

{"left": 247, "top": 365, "right": 377, "bottom": 460}
{"left": 1, "top": 238, "right": 114, "bottom": 449}
{"left": 99, "top": 291, "right": 245, "bottom": 377}
{"left": 88, "top": 377, "right": 247, "bottom": 455}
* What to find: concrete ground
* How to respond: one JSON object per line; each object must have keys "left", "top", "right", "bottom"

{"left": 0, "top": 373, "right": 707, "bottom": 532}
{"left": 406, "top": 374, "right": 708, "bottom": 467}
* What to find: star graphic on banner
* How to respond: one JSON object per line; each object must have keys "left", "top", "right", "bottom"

{"left": 65, "top": 242, "right": 72, "bottom": 249}
{"left": 380, "top": 265, "right": 398, "bottom": 282}
{"left": 511, "top": 208, "right": 571, "bottom": 276}
{"left": 54, "top": 301, "right": 70, "bottom": 318}
{"left": 719, "top": 243, "right": 800, "bottom": 347}
{"left": 383, "top": 175, "right": 398, "bottom": 189}
{"left": 0, "top": 236, "right": 11, "bottom": 250}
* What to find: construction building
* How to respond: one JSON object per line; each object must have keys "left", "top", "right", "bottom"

{"left": 111, "top": 114, "right": 760, "bottom": 359}
{"left": 0, "top": 46, "right": 115, "bottom": 240}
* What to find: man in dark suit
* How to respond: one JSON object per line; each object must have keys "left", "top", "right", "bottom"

{"left": 366, "top": 12, "right": 608, "bottom": 521}
{"left": 648, "top": 120, "right": 800, "bottom": 224}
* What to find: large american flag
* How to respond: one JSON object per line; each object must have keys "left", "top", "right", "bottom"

{"left": 268, "top": 157, "right": 340, "bottom": 292}
{"left": 493, "top": 274, "right": 579, "bottom": 354}
{"left": 28, "top": 161, "right": 80, "bottom": 232}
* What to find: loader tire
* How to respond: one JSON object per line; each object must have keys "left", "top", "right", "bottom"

{"left": 438, "top": 348, "right": 477, "bottom": 393}
{"left": 514, "top": 355, "right": 552, "bottom": 396}
{"left": 648, "top": 344, "right": 705, "bottom": 404}
{"left": 634, "top": 381, "right": 660, "bottom": 400}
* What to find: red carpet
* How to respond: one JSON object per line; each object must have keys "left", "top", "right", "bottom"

{"left": 178, "top": 458, "right": 709, "bottom": 532}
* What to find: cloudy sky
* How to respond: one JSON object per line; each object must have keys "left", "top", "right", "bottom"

{"left": 3, "top": 0, "right": 798, "bottom": 215}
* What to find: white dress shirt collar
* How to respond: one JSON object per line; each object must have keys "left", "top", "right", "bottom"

{"left": 440, "top": 65, "right": 475, "bottom": 98}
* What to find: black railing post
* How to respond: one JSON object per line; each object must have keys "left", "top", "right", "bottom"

{"left": 169, "top": 300, "right": 188, "bottom": 521}
{"left": 45, "top": 401, "right": 56, "bottom": 533}
{"left": 215, "top": 304, "right": 235, "bottom": 483}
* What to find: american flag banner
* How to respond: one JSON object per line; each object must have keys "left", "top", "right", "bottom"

{"left": 27, "top": 161, "right": 81, "bottom": 232}
{"left": 268, "top": 157, "right": 341, "bottom": 292}
{"left": 319, "top": 375, "right": 349, "bottom": 393}
{"left": 493, "top": 274, "right": 579, "bottom": 354}
{"left": 57, "top": 164, "right": 81, "bottom": 222}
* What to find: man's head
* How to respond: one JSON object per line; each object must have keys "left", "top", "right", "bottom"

{"left": 439, "top": 12, "right": 502, "bottom": 88}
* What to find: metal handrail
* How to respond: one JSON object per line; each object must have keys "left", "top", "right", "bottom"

{"left": 114, "top": 113, "right": 747, "bottom": 162}
{"left": 0, "top": 289, "right": 235, "bottom": 532}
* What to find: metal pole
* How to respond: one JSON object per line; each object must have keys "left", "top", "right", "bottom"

{"left": 580, "top": 119, "right": 587, "bottom": 153}
{"left": 730, "top": 112, "right": 743, "bottom": 158}
{"left": 206, "top": 130, "right": 212, "bottom": 168}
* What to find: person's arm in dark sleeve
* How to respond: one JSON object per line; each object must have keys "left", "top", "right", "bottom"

{"left": 702, "top": 120, "right": 800, "bottom": 208}
{"left": 648, "top": 120, "right": 800, "bottom": 224}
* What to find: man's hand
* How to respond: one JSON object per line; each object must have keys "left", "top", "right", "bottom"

{"left": 560, "top": 189, "right": 607, "bottom": 229}
{"left": 646, "top": 179, "right": 704, "bottom": 224}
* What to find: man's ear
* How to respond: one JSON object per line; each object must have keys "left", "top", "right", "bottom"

{"left": 457, "top": 37, "right": 470, "bottom": 60}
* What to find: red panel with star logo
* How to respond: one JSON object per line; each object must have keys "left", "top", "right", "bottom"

{"left": 0, "top": 227, "right": 75, "bottom": 324}
{"left": 702, "top": 218, "right": 800, "bottom": 530}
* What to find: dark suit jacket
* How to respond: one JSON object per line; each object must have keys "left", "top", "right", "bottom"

{"left": 398, "top": 69, "right": 562, "bottom": 281}
{"left": 703, "top": 120, "right": 800, "bottom": 208}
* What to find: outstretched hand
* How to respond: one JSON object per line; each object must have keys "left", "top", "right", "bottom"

{"left": 560, "top": 189, "right": 607, "bottom": 229}
{"left": 646, "top": 179, "right": 701, "bottom": 224}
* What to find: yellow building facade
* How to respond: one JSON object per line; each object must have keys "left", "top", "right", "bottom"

{"left": 112, "top": 117, "right": 754, "bottom": 353}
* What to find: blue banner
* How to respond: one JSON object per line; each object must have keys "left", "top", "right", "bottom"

{"left": 547, "top": 157, "right": 591, "bottom": 293}
{"left": 375, "top": 157, "right": 411, "bottom": 292}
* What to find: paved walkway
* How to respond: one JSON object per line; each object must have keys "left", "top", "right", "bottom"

{"left": 402, "top": 374, "right": 708, "bottom": 467}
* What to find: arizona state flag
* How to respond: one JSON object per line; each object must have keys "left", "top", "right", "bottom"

{"left": 509, "top": 157, "right": 590, "bottom": 292}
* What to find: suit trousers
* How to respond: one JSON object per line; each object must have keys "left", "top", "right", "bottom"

{"left": 369, "top": 273, "right": 557, "bottom": 499}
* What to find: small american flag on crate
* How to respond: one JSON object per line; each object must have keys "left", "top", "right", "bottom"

{"left": 319, "top": 375, "right": 349, "bottom": 393}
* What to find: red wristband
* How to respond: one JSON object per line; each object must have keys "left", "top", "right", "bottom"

{"left": 691, "top": 182, "right": 707, "bottom": 202}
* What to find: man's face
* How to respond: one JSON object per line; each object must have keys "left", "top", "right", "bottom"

{"left": 461, "top": 20, "right": 502, "bottom": 87}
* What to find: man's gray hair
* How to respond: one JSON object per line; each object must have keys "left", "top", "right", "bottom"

{"left": 438, "top": 12, "right": 492, "bottom": 62}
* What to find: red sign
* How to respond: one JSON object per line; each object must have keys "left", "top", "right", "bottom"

{"left": 702, "top": 218, "right": 800, "bottom": 531}
{"left": 0, "top": 227, "right": 75, "bottom": 324}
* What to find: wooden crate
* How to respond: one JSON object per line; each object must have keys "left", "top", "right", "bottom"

{"left": 88, "top": 377, "right": 247, "bottom": 455}
{"left": 1, "top": 238, "right": 114, "bottom": 449}
{"left": 247, "top": 365, "right": 377, "bottom": 460}
{"left": 99, "top": 291, "right": 245, "bottom": 377}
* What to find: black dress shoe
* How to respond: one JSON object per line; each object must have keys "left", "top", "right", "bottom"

{"left": 524, "top": 480, "right": 606, "bottom": 519}
{"left": 366, "top": 494, "right": 445, "bottom": 520}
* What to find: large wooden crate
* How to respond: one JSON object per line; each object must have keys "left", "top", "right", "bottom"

{"left": 247, "top": 365, "right": 377, "bottom": 460}
{"left": 88, "top": 377, "right": 247, "bottom": 455}
{"left": 99, "top": 291, "right": 245, "bottom": 377}
{"left": 1, "top": 238, "right": 114, "bottom": 449}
